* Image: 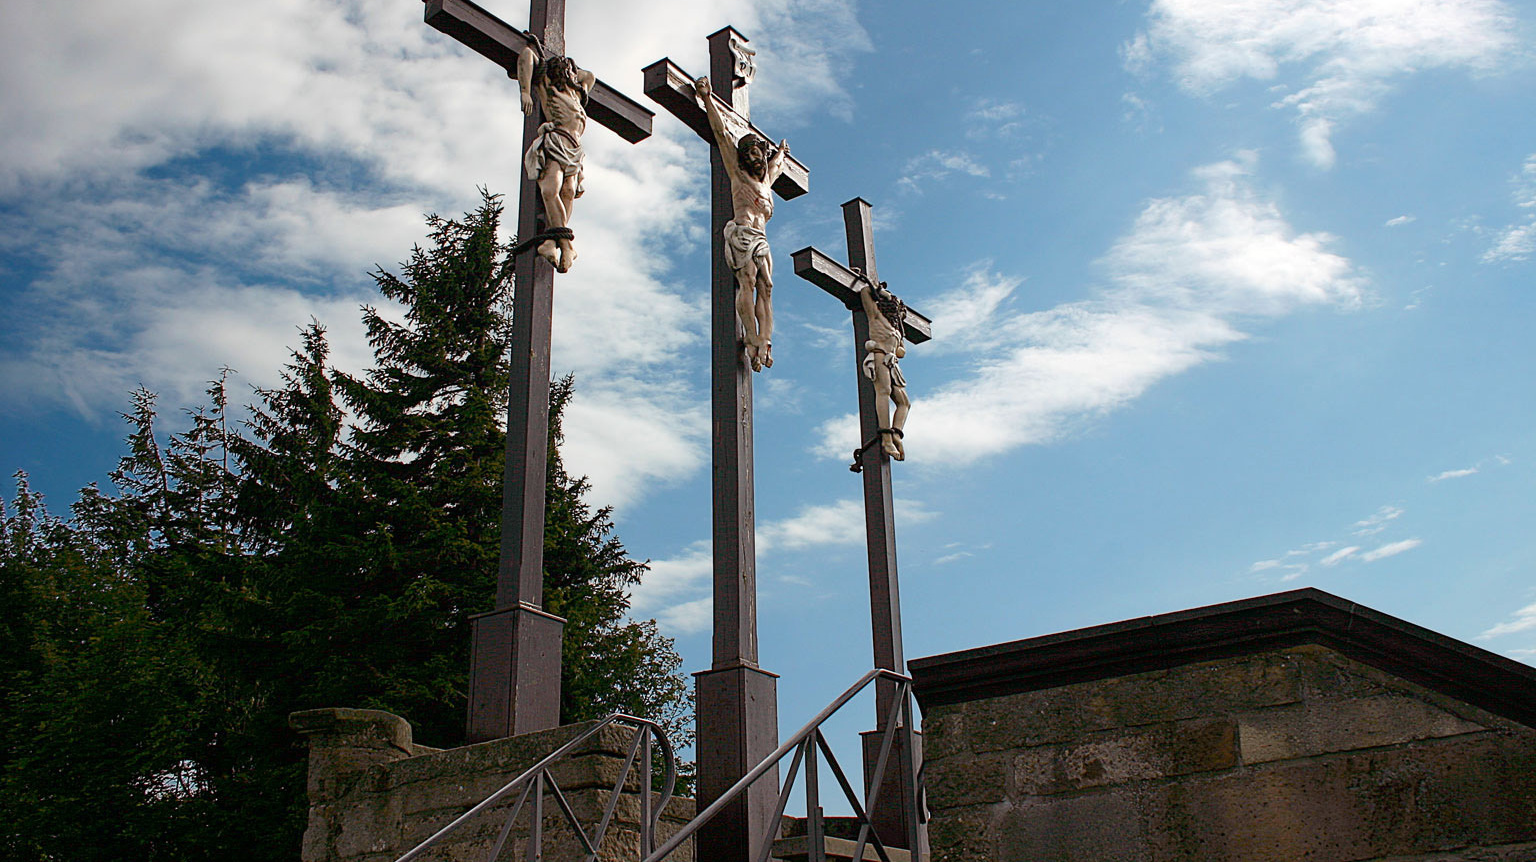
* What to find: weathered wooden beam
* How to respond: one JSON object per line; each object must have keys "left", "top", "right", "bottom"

{"left": 425, "top": 0, "right": 654, "bottom": 143}
{"left": 642, "top": 58, "right": 809, "bottom": 200}
{"left": 791, "top": 246, "right": 933, "bottom": 343}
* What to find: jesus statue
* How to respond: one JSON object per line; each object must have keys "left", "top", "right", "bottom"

{"left": 696, "top": 75, "right": 788, "bottom": 372}
{"left": 518, "top": 36, "right": 596, "bottom": 272}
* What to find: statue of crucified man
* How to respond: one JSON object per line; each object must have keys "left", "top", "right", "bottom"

{"left": 856, "top": 271, "right": 911, "bottom": 460}
{"left": 518, "top": 37, "right": 596, "bottom": 272}
{"left": 696, "top": 75, "right": 789, "bottom": 372}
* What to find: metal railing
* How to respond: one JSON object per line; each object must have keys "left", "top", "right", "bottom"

{"left": 645, "top": 668, "right": 925, "bottom": 862}
{"left": 394, "top": 713, "right": 677, "bottom": 862}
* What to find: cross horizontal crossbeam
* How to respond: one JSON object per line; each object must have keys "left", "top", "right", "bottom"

{"left": 424, "top": 0, "right": 654, "bottom": 143}
{"left": 791, "top": 246, "right": 932, "bottom": 343}
{"left": 642, "top": 58, "right": 809, "bottom": 200}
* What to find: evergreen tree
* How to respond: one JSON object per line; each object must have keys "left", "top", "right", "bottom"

{"left": 0, "top": 190, "right": 692, "bottom": 860}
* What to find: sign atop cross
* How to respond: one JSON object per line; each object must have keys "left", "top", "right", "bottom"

{"left": 642, "top": 29, "right": 809, "bottom": 862}
{"left": 423, "top": 0, "right": 655, "bottom": 743}
{"left": 792, "top": 197, "right": 932, "bottom": 853}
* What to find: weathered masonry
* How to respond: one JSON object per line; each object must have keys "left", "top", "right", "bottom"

{"left": 909, "top": 588, "right": 1536, "bottom": 862}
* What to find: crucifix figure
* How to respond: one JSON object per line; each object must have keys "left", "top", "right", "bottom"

{"left": 793, "top": 197, "right": 932, "bottom": 854}
{"left": 643, "top": 30, "right": 810, "bottom": 862}
{"left": 517, "top": 36, "right": 593, "bottom": 272}
{"left": 696, "top": 74, "right": 788, "bottom": 372}
{"left": 856, "top": 270, "right": 912, "bottom": 461}
{"left": 423, "top": 0, "right": 654, "bottom": 743}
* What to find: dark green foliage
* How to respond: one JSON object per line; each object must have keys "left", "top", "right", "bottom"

{"left": 0, "top": 191, "right": 692, "bottom": 861}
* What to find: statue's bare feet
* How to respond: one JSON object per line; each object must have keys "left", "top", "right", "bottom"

{"left": 882, "top": 430, "right": 905, "bottom": 460}
{"left": 760, "top": 341, "right": 773, "bottom": 368}
{"left": 537, "top": 240, "right": 560, "bottom": 269}
{"left": 558, "top": 242, "right": 577, "bottom": 273}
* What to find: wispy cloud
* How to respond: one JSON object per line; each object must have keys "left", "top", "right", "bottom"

{"left": 1321, "top": 546, "right": 1360, "bottom": 566}
{"left": 1126, "top": 0, "right": 1521, "bottom": 168}
{"left": 1385, "top": 215, "right": 1416, "bottom": 227}
{"left": 818, "top": 153, "right": 1364, "bottom": 465}
{"left": 1429, "top": 467, "right": 1479, "bottom": 483}
{"left": 897, "top": 149, "right": 991, "bottom": 193}
{"left": 1252, "top": 505, "right": 1422, "bottom": 578}
{"left": 1360, "top": 538, "right": 1422, "bottom": 562}
{"left": 1480, "top": 601, "right": 1536, "bottom": 639}
{"left": 1482, "top": 157, "right": 1536, "bottom": 263}
{"left": 964, "top": 98, "right": 1026, "bottom": 139}
{"left": 1353, "top": 505, "right": 1404, "bottom": 536}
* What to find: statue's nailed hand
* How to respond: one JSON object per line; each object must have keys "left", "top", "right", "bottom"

{"left": 694, "top": 76, "right": 711, "bottom": 100}
{"left": 777, "top": 139, "right": 789, "bottom": 156}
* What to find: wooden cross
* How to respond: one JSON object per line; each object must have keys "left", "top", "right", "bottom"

{"left": 423, "top": 0, "right": 654, "bottom": 743}
{"left": 642, "top": 29, "right": 809, "bottom": 862}
{"left": 792, "top": 197, "right": 932, "bottom": 852}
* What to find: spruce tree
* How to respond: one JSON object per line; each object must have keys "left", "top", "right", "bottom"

{"left": 0, "top": 190, "right": 693, "bottom": 860}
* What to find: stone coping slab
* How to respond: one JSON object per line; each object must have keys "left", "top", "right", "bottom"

{"left": 908, "top": 588, "right": 1536, "bottom": 728}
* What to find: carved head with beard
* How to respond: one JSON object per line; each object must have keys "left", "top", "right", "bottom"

{"left": 538, "top": 55, "right": 583, "bottom": 96}
{"left": 736, "top": 133, "right": 770, "bottom": 182}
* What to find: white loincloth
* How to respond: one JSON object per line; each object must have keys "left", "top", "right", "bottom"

{"left": 524, "top": 123, "right": 585, "bottom": 198}
{"left": 862, "top": 346, "right": 907, "bottom": 388}
{"left": 723, "top": 220, "right": 770, "bottom": 272}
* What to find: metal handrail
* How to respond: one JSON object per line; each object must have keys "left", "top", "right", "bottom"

{"left": 394, "top": 713, "right": 677, "bottom": 862}
{"left": 644, "top": 668, "right": 925, "bottom": 862}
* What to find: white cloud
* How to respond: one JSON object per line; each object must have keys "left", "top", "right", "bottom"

{"left": 1360, "top": 538, "right": 1422, "bottom": 562}
{"left": 1249, "top": 559, "right": 1282, "bottom": 572}
{"left": 1127, "top": 0, "right": 1520, "bottom": 168}
{"left": 0, "top": 0, "right": 866, "bottom": 510}
{"left": 1483, "top": 222, "right": 1536, "bottom": 263}
{"left": 1385, "top": 215, "right": 1416, "bottom": 227}
{"left": 757, "top": 498, "right": 867, "bottom": 553}
{"left": 965, "top": 99, "right": 1026, "bottom": 139}
{"left": 1429, "top": 467, "right": 1479, "bottom": 483}
{"left": 897, "top": 149, "right": 991, "bottom": 193}
{"left": 1480, "top": 601, "right": 1536, "bottom": 639}
{"left": 656, "top": 597, "right": 714, "bottom": 636}
{"left": 629, "top": 541, "right": 712, "bottom": 620}
{"left": 758, "top": 497, "right": 937, "bottom": 554}
{"left": 1352, "top": 505, "right": 1404, "bottom": 536}
{"left": 1320, "top": 546, "right": 1359, "bottom": 566}
{"left": 1279, "top": 565, "right": 1309, "bottom": 582}
{"left": 817, "top": 154, "right": 1364, "bottom": 464}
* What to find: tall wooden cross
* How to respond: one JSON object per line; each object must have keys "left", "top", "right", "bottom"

{"left": 423, "top": 0, "right": 654, "bottom": 743}
{"left": 642, "top": 30, "right": 810, "bottom": 862}
{"left": 792, "top": 198, "right": 932, "bottom": 851}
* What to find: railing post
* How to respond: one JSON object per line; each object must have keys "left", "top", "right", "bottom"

{"left": 640, "top": 727, "right": 652, "bottom": 856}
{"left": 806, "top": 730, "right": 825, "bottom": 862}
{"left": 527, "top": 771, "right": 544, "bottom": 862}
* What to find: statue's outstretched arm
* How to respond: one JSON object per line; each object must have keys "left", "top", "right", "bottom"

{"left": 768, "top": 139, "right": 789, "bottom": 183}
{"left": 517, "top": 43, "right": 537, "bottom": 116}
{"left": 695, "top": 77, "right": 738, "bottom": 172}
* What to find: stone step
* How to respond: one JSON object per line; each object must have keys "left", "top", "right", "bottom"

{"left": 770, "top": 834, "right": 912, "bottom": 862}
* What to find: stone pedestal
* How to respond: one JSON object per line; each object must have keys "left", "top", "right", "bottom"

{"left": 466, "top": 603, "right": 566, "bottom": 742}
{"left": 291, "top": 708, "right": 693, "bottom": 862}
{"left": 694, "top": 665, "right": 780, "bottom": 862}
{"left": 859, "top": 728, "right": 926, "bottom": 854}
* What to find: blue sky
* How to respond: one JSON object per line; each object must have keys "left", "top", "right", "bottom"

{"left": 3, "top": 0, "right": 1535, "bottom": 759}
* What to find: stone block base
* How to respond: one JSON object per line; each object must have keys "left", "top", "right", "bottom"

{"left": 291, "top": 708, "right": 693, "bottom": 862}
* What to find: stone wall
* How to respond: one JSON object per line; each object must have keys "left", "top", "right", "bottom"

{"left": 291, "top": 708, "right": 694, "bottom": 862}
{"left": 920, "top": 645, "right": 1536, "bottom": 861}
